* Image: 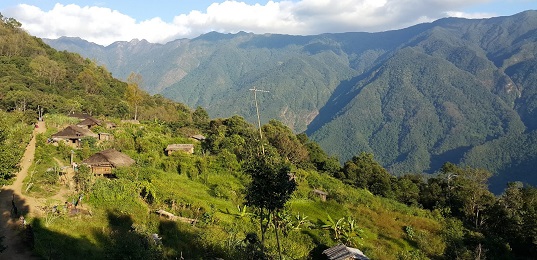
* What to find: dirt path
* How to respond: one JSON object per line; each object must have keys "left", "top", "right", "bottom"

{"left": 0, "top": 121, "right": 46, "bottom": 259}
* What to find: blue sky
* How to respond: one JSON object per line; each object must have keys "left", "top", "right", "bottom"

{"left": 1, "top": 1, "right": 259, "bottom": 22}
{"left": 1, "top": 1, "right": 535, "bottom": 45}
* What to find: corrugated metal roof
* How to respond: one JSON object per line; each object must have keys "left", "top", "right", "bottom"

{"left": 323, "top": 244, "right": 369, "bottom": 260}
{"left": 165, "top": 144, "right": 194, "bottom": 151}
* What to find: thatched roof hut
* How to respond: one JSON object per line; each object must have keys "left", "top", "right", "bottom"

{"left": 83, "top": 149, "right": 135, "bottom": 168}
{"left": 82, "top": 149, "right": 135, "bottom": 175}
{"left": 52, "top": 125, "right": 98, "bottom": 139}
{"left": 51, "top": 125, "right": 98, "bottom": 148}
{"left": 67, "top": 112, "right": 91, "bottom": 120}
{"left": 77, "top": 116, "right": 102, "bottom": 129}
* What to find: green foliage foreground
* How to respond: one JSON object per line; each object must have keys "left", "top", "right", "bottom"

{"left": 17, "top": 114, "right": 454, "bottom": 260}
{"left": 16, "top": 113, "right": 535, "bottom": 260}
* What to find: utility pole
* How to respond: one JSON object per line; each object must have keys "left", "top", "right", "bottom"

{"left": 249, "top": 87, "right": 270, "bottom": 154}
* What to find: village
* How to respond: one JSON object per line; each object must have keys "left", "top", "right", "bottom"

{"left": 0, "top": 111, "right": 374, "bottom": 259}
{"left": 0, "top": 112, "right": 210, "bottom": 259}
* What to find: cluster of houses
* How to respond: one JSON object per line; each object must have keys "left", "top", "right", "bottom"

{"left": 50, "top": 114, "right": 371, "bottom": 259}
{"left": 50, "top": 113, "right": 203, "bottom": 177}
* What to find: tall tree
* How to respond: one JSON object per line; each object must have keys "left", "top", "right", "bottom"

{"left": 244, "top": 156, "right": 297, "bottom": 258}
{"left": 126, "top": 72, "right": 144, "bottom": 120}
{"left": 77, "top": 67, "right": 99, "bottom": 94}
{"left": 192, "top": 106, "right": 209, "bottom": 130}
{"left": 29, "top": 55, "right": 65, "bottom": 86}
{"left": 484, "top": 183, "right": 537, "bottom": 258}
{"left": 262, "top": 120, "right": 309, "bottom": 165}
{"left": 342, "top": 152, "right": 393, "bottom": 198}
{"left": 299, "top": 133, "right": 341, "bottom": 176}
{"left": 441, "top": 163, "right": 495, "bottom": 229}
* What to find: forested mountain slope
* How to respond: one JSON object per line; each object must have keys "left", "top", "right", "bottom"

{"left": 44, "top": 11, "right": 537, "bottom": 192}
{"left": 308, "top": 10, "right": 537, "bottom": 192}
{"left": 0, "top": 15, "right": 458, "bottom": 259}
{"left": 3, "top": 14, "right": 537, "bottom": 259}
{"left": 0, "top": 15, "right": 192, "bottom": 123}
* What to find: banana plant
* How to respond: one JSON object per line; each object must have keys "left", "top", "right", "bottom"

{"left": 292, "top": 212, "right": 312, "bottom": 230}
{"left": 322, "top": 214, "right": 345, "bottom": 240}
{"left": 234, "top": 205, "right": 252, "bottom": 219}
{"left": 340, "top": 216, "right": 363, "bottom": 246}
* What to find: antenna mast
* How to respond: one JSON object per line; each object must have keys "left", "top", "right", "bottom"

{"left": 249, "top": 87, "right": 270, "bottom": 154}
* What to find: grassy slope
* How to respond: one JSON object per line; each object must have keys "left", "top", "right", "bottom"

{"left": 26, "top": 115, "right": 446, "bottom": 259}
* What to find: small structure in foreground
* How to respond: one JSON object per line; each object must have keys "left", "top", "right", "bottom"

{"left": 313, "top": 189, "right": 329, "bottom": 202}
{"left": 82, "top": 149, "right": 135, "bottom": 176}
{"left": 155, "top": 209, "right": 197, "bottom": 225}
{"left": 98, "top": 132, "right": 114, "bottom": 141}
{"left": 191, "top": 134, "right": 206, "bottom": 141}
{"left": 323, "top": 244, "right": 369, "bottom": 260}
{"left": 165, "top": 144, "right": 194, "bottom": 155}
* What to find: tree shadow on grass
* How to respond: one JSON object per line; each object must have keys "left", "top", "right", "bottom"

{"left": 25, "top": 207, "right": 234, "bottom": 259}
{"left": 103, "top": 212, "right": 233, "bottom": 259}
{"left": 32, "top": 217, "right": 103, "bottom": 259}
{"left": 93, "top": 210, "right": 163, "bottom": 260}
{"left": 31, "top": 209, "right": 158, "bottom": 260}
{"left": 0, "top": 190, "right": 32, "bottom": 257}
{"left": 301, "top": 229, "right": 330, "bottom": 260}
{"left": 31, "top": 209, "right": 162, "bottom": 259}
{"left": 158, "top": 219, "right": 227, "bottom": 259}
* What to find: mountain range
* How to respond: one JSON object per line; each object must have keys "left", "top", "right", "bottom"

{"left": 44, "top": 10, "right": 537, "bottom": 193}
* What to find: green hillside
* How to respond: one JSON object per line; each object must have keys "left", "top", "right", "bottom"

{"left": 308, "top": 11, "right": 537, "bottom": 192}
{"left": 0, "top": 15, "right": 194, "bottom": 124}
{"left": 1, "top": 14, "right": 444, "bottom": 259}
{"left": 44, "top": 11, "right": 537, "bottom": 192}
{"left": 2, "top": 14, "right": 537, "bottom": 259}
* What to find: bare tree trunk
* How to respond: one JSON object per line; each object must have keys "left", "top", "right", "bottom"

{"left": 475, "top": 243, "right": 482, "bottom": 260}
{"left": 259, "top": 208, "right": 266, "bottom": 255}
{"left": 275, "top": 214, "right": 282, "bottom": 260}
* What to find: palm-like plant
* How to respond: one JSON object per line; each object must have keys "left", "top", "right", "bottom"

{"left": 292, "top": 212, "right": 312, "bottom": 230}
{"left": 322, "top": 214, "right": 345, "bottom": 240}
{"left": 234, "top": 205, "right": 252, "bottom": 219}
{"left": 323, "top": 215, "right": 363, "bottom": 245}
{"left": 341, "top": 216, "right": 363, "bottom": 246}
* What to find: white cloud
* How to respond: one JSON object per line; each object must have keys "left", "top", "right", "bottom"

{"left": 3, "top": 0, "right": 499, "bottom": 46}
{"left": 446, "top": 11, "right": 496, "bottom": 19}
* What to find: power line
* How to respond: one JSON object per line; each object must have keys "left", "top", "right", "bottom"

{"left": 249, "top": 87, "right": 270, "bottom": 155}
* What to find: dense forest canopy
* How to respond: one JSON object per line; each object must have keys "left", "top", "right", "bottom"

{"left": 0, "top": 13, "right": 192, "bottom": 123}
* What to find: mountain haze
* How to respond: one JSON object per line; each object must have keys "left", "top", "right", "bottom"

{"left": 45, "top": 10, "right": 537, "bottom": 192}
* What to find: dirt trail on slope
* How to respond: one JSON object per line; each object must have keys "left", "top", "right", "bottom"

{"left": 0, "top": 121, "right": 46, "bottom": 259}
